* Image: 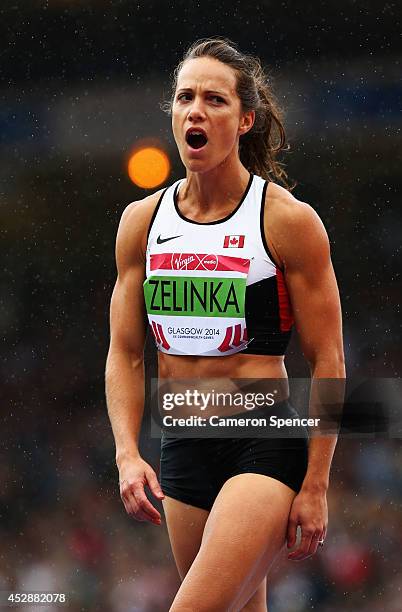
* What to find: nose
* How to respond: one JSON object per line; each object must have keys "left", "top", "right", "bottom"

{"left": 187, "top": 96, "right": 206, "bottom": 122}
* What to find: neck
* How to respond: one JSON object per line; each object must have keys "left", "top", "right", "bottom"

{"left": 181, "top": 157, "right": 251, "bottom": 213}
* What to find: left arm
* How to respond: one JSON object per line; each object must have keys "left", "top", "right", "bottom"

{"left": 266, "top": 188, "right": 345, "bottom": 560}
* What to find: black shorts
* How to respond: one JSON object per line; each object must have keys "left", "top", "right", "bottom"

{"left": 159, "top": 399, "right": 309, "bottom": 511}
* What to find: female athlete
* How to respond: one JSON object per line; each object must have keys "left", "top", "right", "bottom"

{"left": 105, "top": 37, "right": 345, "bottom": 611}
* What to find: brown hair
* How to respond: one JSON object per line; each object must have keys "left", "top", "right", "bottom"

{"left": 161, "top": 36, "right": 296, "bottom": 191}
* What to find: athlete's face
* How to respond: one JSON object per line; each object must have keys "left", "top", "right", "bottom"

{"left": 172, "top": 57, "right": 254, "bottom": 172}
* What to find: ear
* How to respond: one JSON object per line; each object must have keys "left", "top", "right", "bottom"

{"left": 238, "top": 110, "right": 255, "bottom": 136}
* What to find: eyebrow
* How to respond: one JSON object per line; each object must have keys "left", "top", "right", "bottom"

{"left": 176, "top": 87, "right": 229, "bottom": 97}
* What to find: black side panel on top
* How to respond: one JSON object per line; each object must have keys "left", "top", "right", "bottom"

{"left": 243, "top": 276, "right": 292, "bottom": 356}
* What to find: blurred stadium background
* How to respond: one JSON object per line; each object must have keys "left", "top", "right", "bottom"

{"left": 1, "top": 1, "right": 401, "bottom": 610}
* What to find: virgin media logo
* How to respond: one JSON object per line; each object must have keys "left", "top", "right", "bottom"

{"left": 149, "top": 253, "right": 250, "bottom": 273}
{"left": 171, "top": 253, "right": 219, "bottom": 271}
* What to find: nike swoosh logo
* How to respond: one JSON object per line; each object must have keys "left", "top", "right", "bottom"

{"left": 156, "top": 234, "right": 183, "bottom": 244}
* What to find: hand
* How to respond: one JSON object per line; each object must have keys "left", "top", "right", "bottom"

{"left": 118, "top": 455, "right": 165, "bottom": 525}
{"left": 286, "top": 486, "right": 327, "bottom": 561}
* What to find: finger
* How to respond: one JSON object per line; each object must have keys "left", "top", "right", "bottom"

{"left": 133, "top": 485, "right": 162, "bottom": 522}
{"left": 286, "top": 518, "right": 298, "bottom": 549}
{"left": 288, "top": 531, "right": 314, "bottom": 561}
{"left": 120, "top": 481, "right": 161, "bottom": 522}
{"left": 298, "top": 529, "right": 324, "bottom": 560}
{"left": 146, "top": 469, "right": 165, "bottom": 500}
{"left": 120, "top": 484, "right": 151, "bottom": 521}
{"left": 120, "top": 492, "right": 145, "bottom": 521}
{"left": 318, "top": 526, "right": 327, "bottom": 549}
{"left": 123, "top": 489, "right": 160, "bottom": 523}
{"left": 307, "top": 531, "right": 323, "bottom": 557}
{"left": 135, "top": 508, "right": 156, "bottom": 522}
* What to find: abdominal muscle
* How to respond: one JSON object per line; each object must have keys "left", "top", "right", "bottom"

{"left": 158, "top": 352, "right": 287, "bottom": 379}
{"left": 158, "top": 352, "right": 290, "bottom": 407}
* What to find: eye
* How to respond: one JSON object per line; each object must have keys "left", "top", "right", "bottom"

{"left": 209, "top": 95, "right": 225, "bottom": 103}
{"left": 177, "top": 93, "right": 192, "bottom": 102}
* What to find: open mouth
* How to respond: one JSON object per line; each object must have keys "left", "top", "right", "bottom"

{"left": 186, "top": 129, "right": 208, "bottom": 150}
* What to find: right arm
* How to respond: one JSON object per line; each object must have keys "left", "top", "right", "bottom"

{"left": 105, "top": 193, "right": 164, "bottom": 525}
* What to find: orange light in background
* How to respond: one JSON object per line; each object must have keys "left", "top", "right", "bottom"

{"left": 128, "top": 146, "right": 170, "bottom": 189}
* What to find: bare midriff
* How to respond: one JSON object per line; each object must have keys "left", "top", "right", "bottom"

{"left": 158, "top": 352, "right": 290, "bottom": 403}
{"left": 159, "top": 351, "right": 286, "bottom": 378}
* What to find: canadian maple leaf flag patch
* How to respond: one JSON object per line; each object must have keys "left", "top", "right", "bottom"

{"left": 223, "top": 235, "right": 245, "bottom": 248}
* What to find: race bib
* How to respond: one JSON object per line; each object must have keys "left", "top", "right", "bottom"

{"left": 143, "top": 252, "right": 251, "bottom": 356}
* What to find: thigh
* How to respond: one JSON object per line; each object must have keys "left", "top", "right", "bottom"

{"left": 169, "top": 473, "right": 296, "bottom": 612}
{"left": 163, "top": 496, "right": 269, "bottom": 612}
{"left": 162, "top": 495, "right": 209, "bottom": 580}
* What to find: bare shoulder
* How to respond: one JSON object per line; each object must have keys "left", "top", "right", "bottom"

{"left": 119, "top": 187, "right": 165, "bottom": 237}
{"left": 116, "top": 188, "right": 165, "bottom": 266}
{"left": 264, "top": 182, "right": 330, "bottom": 269}
{"left": 265, "top": 182, "right": 325, "bottom": 231}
